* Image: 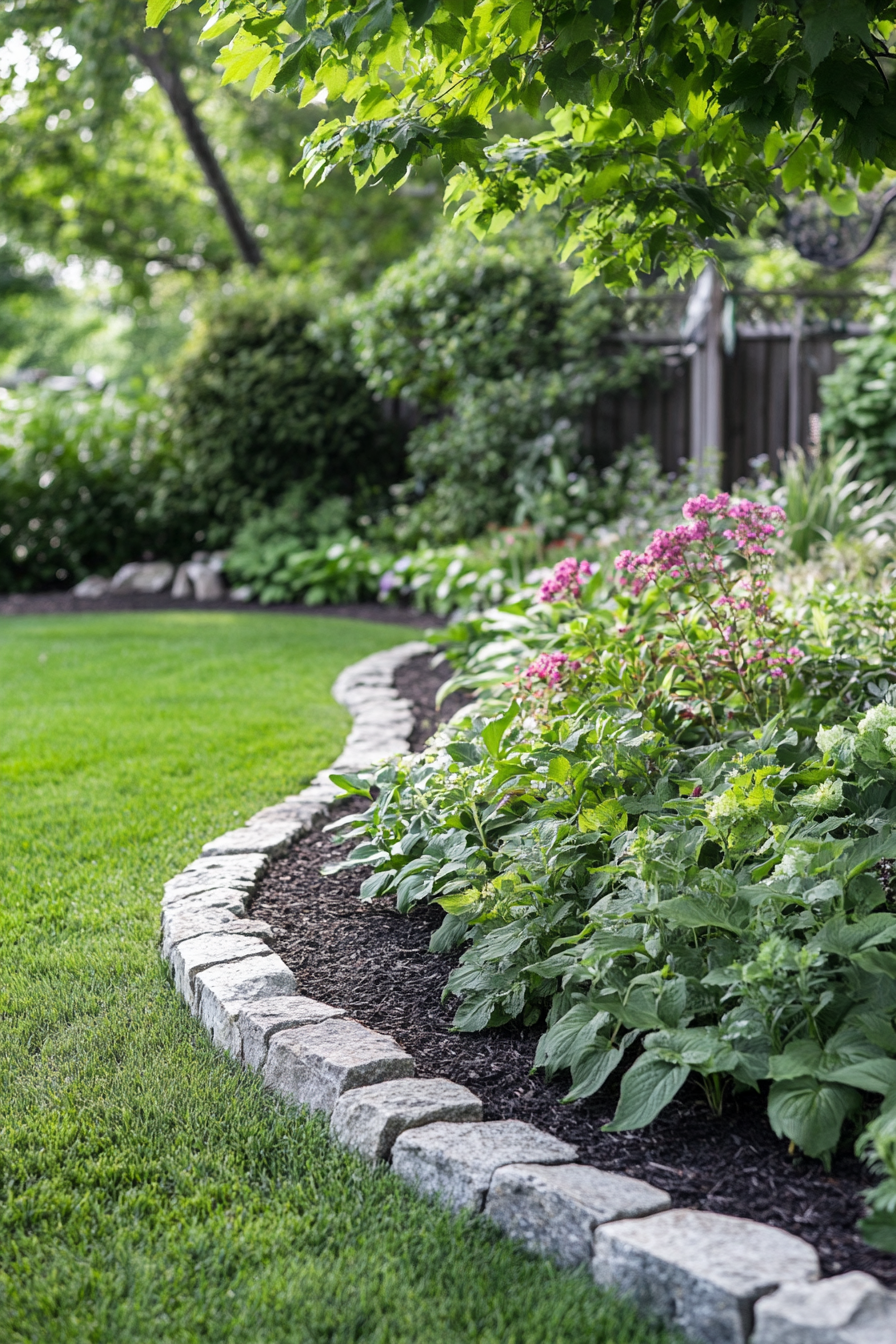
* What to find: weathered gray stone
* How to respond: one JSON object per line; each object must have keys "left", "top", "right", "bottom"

{"left": 200, "top": 823, "right": 301, "bottom": 858}
{"left": 183, "top": 852, "right": 269, "bottom": 880}
{"left": 391, "top": 1120, "right": 578, "bottom": 1213}
{"left": 248, "top": 800, "right": 322, "bottom": 829}
{"left": 168, "top": 931, "right": 271, "bottom": 1006}
{"left": 591, "top": 1208, "right": 820, "bottom": 1344}
{"left": 160, "top": 905, "right": 271, "bottom": 959}
{"left": 161, "top": 887, "right": 248, "bottom": 917}
{"left": 330, "top": 1077, "right": 483, "bottom": 1163}
{"left": 753, "top": 1272, "right": 896, "bottom": 1344}
{"left": 485, "top": 1163, "right": 671, "bottom": 1268}
{"left": 72, "top": 574, "right": 111, "bottom": 598}
{"left": 163, "top": 853, "right": 269, "bottom": 904}
{"left": 195, "top": 955, "right": 297, "bottom": 1045}
{"left": 109, "top": 560, "right": 174, "bottom": 594}
{"left": 162, "top": 877, "right": 254, "bottom": 907}
{"left": 263, "top": 1018, "right": 414, "bottom": 1114}
{"left": 236, "top": 996, "right": 346, "bottom": 1070}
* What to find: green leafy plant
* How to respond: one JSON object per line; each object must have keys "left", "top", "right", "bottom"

{"left": 326, "top": 227, "right": 661, "bottom": 545}
{"left": 160, "top": 290, "right": 406, "bottom": 548}
{"left": 766, "top": 441, "right": 896, "bottom": 564}
{"left": 820, "top": 292, "right": 896, "bottom": 482}
{"left": 326, "top": 496, "right": 896, "bottom": 1179}
{"left": 161, "top": 0, "right": 896, "bottom": 288}
{"left": 0, "top": 382, "right": 181, "bottom": 591}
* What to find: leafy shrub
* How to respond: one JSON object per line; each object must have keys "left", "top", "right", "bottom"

{"left": 761, "top": 442, "right": 896, "bottom": 565}
{"left": 161, "top": 291, "right": 406, "bottom": 549}
{"left": 329, "top": 228, "right": 660, "bottom": 544}
{"left": 0, "top": 384, "right": 183, "bottom": 591}
{"left": 329, "top": 497, "right": 896, "bottom": 1174}
{"left": 858, "top": 1110, "right": 896, "bottom": 1252}
{"left": 821, "top": 297, "right": 896, "bottom": 481}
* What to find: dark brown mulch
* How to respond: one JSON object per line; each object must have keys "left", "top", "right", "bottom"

{"left": 0, "top": 590, "right": 437, "bottom": 625}
{"left": 251, "top": 653, "right": 896, "bottom": 1288}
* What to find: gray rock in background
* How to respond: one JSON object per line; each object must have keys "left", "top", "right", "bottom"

{"left": 237, "top": 996, "right": 346, "bottom": 1070}
{"left": 753, "top": 1271, "right": 896, "bottom": 1343}
{"left": 391, "top": 1120, "right": 578, "bottom": 1213}
{"left": 172, "top": 559, "right": 226, "bottom": 601}
{"left": 330, "top": 1077, "right": 483, "bottom": 1163}
{"left": 195, "top": 955, "right": 297, "bottom": 1046}
{"left": 485, "top": 1162, "right": 670, "bottom": 1268}
{"left": 161, "top": 905, "right": 272, "bottom": 959}
{"left": 168, "top": 930, "right": 272, "bottom": 1007}
{"left": 72, "top": 575, "right": 111, "bottom": 598}
{"left": 109, "top": 561, "right": 174, "bottom": 594}
{"left": 592, "top": 1208, "right": 820, "bottom": 1344}
{"left": 263, "top": 1018, "right": 414, "bottom": 1114}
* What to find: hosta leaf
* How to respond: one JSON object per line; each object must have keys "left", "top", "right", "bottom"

{"left": 564, "top": 1040, "right": 627, "bottom": 1101}
{"left": 660, "top": 893, "right": 750, "bottom": 934}
{"left": 603, "top": 1055, "right": 690, "bottom": 1131}
{"left": 358, "top": 869, "right": 395, "bottom": 901}
{"left": 767, "top": 1078, "right": 860, "bottom": 1161}
{"left": 329, "top": 772, "right": 372, "bottom": 797}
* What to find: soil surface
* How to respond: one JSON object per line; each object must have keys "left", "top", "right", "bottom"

{"left": 0, "top": 590, "right": 435, "bottom": 625}
{"left": 251, "top": 653, "right": 896, "bottom": 1287}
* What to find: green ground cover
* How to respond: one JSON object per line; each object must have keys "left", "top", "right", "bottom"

{"left": 0, "top": 612, "right": 670, "bottom": 1344}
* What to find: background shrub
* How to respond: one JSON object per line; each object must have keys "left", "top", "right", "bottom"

{"left": 821, "top": 295, "right": 896, "bottom": 480}
{"left": 159, "top": 290, "right": 407, "bottom": 549}
{"left": 330, "top": 227, "right": 661, "bottom": 545}
{"left": 0, "top": 384, "right": 183, "bottom": 591}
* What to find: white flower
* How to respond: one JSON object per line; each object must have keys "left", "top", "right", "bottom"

{"left": 705, "top": 790, "right": 740, "bottom": 825}
{"left": 816, "top": 724, "right": 849, "bottom": 756}
{"left": 857, "top": 703, "right": 896, "bottom": 736}
{"left": 885, "top": 727, "right": 896, "bottom": 757}
{"left": 793, "top": 777, "right": 844, "bottom": 814}
{"left": 774, "top": 847, "right": 812, "bottom": 879}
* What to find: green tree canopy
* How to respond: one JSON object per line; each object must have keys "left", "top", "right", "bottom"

{"left": 155, "top": 0, "right": 896, "bottom": 286}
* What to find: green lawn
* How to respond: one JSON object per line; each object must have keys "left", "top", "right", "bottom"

{"left": 0, "top": 612, "right": 671, "bottom": 1344}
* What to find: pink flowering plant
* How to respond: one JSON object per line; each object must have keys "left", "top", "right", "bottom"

{"left": 614, "top": 493, "right": 801, "bottom": 731}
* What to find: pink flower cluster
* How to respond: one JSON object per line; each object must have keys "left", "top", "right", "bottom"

{"left": 539, "top": 557, "right": 592, "bottom": 603}
{"left": 614, "top": 494, "right": 785, "bottom": 596}
{"left": 523, "top": 651, "right": 581, "bottom": 686}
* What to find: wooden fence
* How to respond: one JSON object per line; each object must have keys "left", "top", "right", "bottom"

{"left": 585, "top": 276, "right": 871, "bottom": 488}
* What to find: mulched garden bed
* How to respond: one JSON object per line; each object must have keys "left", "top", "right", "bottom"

{"left": 251, "top": 652, "right": 896, "bottom": 1288}
{"left": 0, "top": 590, "right": 435, "bottom": 624}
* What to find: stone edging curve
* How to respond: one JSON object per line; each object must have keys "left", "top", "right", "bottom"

{"left": 160, "top": 641, "right": 895, "bottom": 1344}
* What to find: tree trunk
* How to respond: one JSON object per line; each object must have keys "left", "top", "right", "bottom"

{"left": 128, "top": 33, "right": 264, "bottom": 269}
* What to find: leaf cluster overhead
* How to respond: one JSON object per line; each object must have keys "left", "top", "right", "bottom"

{"left": 154, "top": 0, "right": 896, "bottom": 284}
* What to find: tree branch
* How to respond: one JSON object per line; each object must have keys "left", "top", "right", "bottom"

{"left": 127, "top": 31, "right": 264, "bottom": 269}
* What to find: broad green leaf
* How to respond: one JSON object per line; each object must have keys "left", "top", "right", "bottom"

{"left": 481, "top": 701, "right": 519, "bottom": 759}
{"left": 603, "top": 1054, "right": 689, "bottom": 1131}
{"left": 767, "top": 1077, "right": 860, "bottom": 1161}
{"left": 329, "top": 772, "right": 372, "bottom": 797}
{"left": 564, "top": 1040, "right": 626, "bottom": 1101}
{"left": 146, "top": 0, "right": 182, "bottom": 27}
{"left": 660, "top": 893, "right": 749, "bottom": 935}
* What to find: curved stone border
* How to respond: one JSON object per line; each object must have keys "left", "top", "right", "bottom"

{"left": 160, "top": 641, "right": 896, "bottom": 1344}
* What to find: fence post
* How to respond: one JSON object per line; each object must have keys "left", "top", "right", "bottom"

{"left": 683, "top": 264, "right": 724, "bottom": 484}
{"left": 787, "top": 298, "right": 805, "bottom": 452}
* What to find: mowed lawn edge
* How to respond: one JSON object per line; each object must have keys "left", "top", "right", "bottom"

{"left": 0, "top": 612, "right": 672, "bottom": 1344}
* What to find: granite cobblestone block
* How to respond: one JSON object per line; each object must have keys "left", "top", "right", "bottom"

{"left": 263, "top": 1018, "right": 414, "bottom": 1114}
{"left": 169, "top": 930, "right": 272, "bottom": 1007}
{"left": 484, "top": 1162, "right": 670, "bottom": 1268}
{"left": 236, "top": 995, "right": 345, "bottom": 1070}
{"left": 161, "top": 906, "right": 272, "bottom": 959}
{"left": 330, "top": 1077, "right": 483, "bottom": 1163}
{"left": 391, "top": 1120, "right": 577, "bottom": 1213}
{"left": 591, "top": 1208, "right": 820, "bottom": 1344}
{"left": 195, "top": 955, "right": 297, "bottom": 1046}
{"left": 752, "top": 1271, "right": 896, "bottom": 1343}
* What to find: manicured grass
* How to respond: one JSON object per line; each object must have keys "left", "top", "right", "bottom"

{"left": 0, "top": 612, "right": 672, "bottom": 1344}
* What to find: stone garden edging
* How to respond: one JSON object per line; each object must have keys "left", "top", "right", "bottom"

{"left": 160, "top": 640, "right": 896, "bottom": 1344}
